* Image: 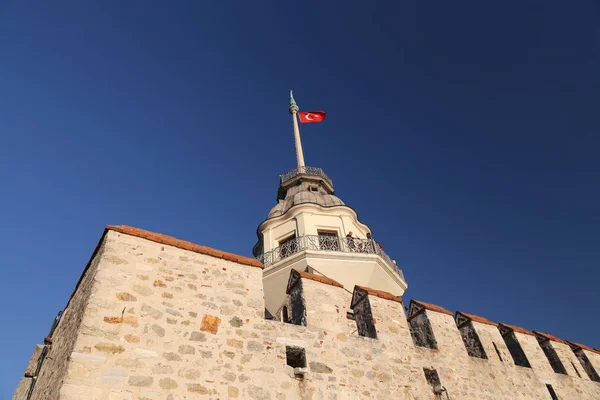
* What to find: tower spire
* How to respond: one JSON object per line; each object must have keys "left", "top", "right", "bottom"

{"left": 289, "top": 90, "right": 305, "bottom": 168}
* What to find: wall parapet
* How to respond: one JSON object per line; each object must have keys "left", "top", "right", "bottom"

{"left": 455, "top": 311, "right": 497, "bottom": 327}
{"left": 351, "top": 285, "right": 402, "bottom": 307}
{"left": 499, "top": 322, "right": 535, "bottom": 336}
{"left": 107, "top": 225, "right": 264, "bottom": 268}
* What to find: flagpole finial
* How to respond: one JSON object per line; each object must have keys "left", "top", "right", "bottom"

{"left": 289, "top": 90, "right": 299, "bottom": 114}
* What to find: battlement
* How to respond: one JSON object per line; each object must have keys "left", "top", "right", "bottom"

{"left": 13, "top": 226, "right": 600, "bottom": 399}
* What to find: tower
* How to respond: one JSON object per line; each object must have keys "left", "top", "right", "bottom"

{"left": 253, "top": 91, "right": 408, "bottom": 316}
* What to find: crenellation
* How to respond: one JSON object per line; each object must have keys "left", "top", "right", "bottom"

{"left": 14, "top": 226, "right": 600, "bottom": 399}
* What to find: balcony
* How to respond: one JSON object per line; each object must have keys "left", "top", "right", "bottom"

{"left": 280, "top": 166, "right": 333, "bottom": 188}
{"left": 257, "top": 234, "right": 405, "bottom": 281}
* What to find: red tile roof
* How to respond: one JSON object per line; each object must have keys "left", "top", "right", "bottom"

{"left": 534, "top": 331, "right": 568, "bottom": 345}
{"left": 456, "top": 311, "right": 497, "bottom": 327}
{"left": 355, "top": 285, "right": 403, "bottom": 304}
{"left": 292, "top": 270, "right": 343, "bottom": 289}
{"left": 106, "top": 225, "right": 263, "bottom": 269}
{"left": 498, "top": 323, "right": 535, "bottom": 336}
{"left": 411, "top": 300, "right": 453, "bottom": 316}
{"left": 566, "top": 341, "right": 600, "bottom": 355}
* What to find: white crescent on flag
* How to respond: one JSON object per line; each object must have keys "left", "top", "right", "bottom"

{"left": 298, "top": 111, "right": 326, "bottom": 123}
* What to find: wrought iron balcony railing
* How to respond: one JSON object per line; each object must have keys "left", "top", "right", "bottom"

{"left": 257, "top": 234, "right": 405, "bottom": 281}
{"left": 280, "top": 166, "right": 333, "bottom": 188}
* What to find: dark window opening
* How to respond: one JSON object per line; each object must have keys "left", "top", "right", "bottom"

{"left": 281, "top": 306, "right": 290, "bottom": 324}
{"left": 493, "top": 342, "right": 503, "bottom": 362}
{"left": 286, "top": 346, "right": 306, "bottom": 369}
{"left": 457, "top": 321, "right": 487, "bottom": 359}
{"left": 409, "top": 312, "right": 438, "bottom": 349}
{"left": 309, "top": 186, "right": 319, "bottom": 192}
{"left": 573, "top": 349, "right": 600, "bottom": 382}
{"left": 501, "top": 331, "right": 531, "bottom": 368}
{"left": 279, "top": 234, "right": 297, "bottom": 259}
{"left": 538, "top": 340, "right": 567, "bottom": 375}
{"left": 423, "top": 368, "right": 443, "bottom": 394}
{"left": 318, "top": 230, "right": 339, "bottom": 251}
{"left": 423, "top": 368, "right": 441, "bottom": 386}
{"left": 264, "top": 308, "right": 275, "bottom": 320}
{"left": 289, "top": 280, "right": 306, "bottom": 326}
{"left": 571, "top": 361, "right": 581, "bottom": 378}
{"left": 546, "top": 384, "right": 558, "bottom": 400}
{"left": 353, "top": 296, "right": 377, "bottom": 339}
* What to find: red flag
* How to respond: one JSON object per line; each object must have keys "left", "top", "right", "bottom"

{"left": 298, "top": 111, "right": 326, "bottom": 123}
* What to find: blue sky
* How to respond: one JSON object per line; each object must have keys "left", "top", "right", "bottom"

{"left": 1, "top": 0, "right": 599, "bottom": 395}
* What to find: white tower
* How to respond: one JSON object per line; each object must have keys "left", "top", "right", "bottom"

{"left": 253, "top": 91, "right": 408, "bottom": 316}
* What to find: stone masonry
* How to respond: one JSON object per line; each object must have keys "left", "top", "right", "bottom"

{"left": 13, "top": 225, "right": 600, "bottom": 399}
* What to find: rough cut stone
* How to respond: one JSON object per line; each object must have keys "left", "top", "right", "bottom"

{"left": 248, "top": 385, "right": 271, "bottom": 400}
{"left": 151, "top": 324, "right": 165, "bottom": 337}
{"left": 116, "top": 292, "right": 137, "bottom": 301}
{"left": 188, "top": 384, "right": 210, "bottom": 394}
{"left": 167, "top": 309, "right": 182, "bottom": 317}
{"left": 163, "top": 352, "right": 181, "bottom": 361}
{"left": 309, "top": 361, "right": 333, "bottom": 374}
{"left": 178, "top": 345, "right": 195, "bottom": 355}
{"left": 190, "top": 331, "right": 206, "bottom": 342}
{"left": 141, "top": 304, "right": 163, "bottom": 319}
{"left": 102, "top": 369, "right": 128, "bottom": 384}
{"left": 159, "top": 378, "right": 178, "bottom": 389}
{"left": 124, "top": 334, "right": 139, "bottom": 343}
{"left": 247, "top": 341, "right": 264, "bottom": 351}
{"left": 152, "top": 364, "right": 173, "bottom": 374}
{"left": 200, "top": 315, "right": 221, "bottom": 334}
{"left": 94, "top": 342, "right": 125, "bottom": 354}
{"left": 229, "top": 317, "right": 243, "bottom": 327}
{"left": 134, "top": 348, "right": 158, "bottom": 359}
{"left": 128, "top": 376, "right": 153, "bottom": 387}
{"left": 227, "top": 339, "right": 243, "bottom": 349}
{"left": 132, "top": 285, "right": 153, "bottom": 296}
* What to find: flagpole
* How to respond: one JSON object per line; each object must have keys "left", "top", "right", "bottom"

{"left": 289, "top": 90, "right": 305, "bottom": 169}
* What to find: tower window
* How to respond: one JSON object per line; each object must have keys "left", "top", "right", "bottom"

{"left": 537, "top": 338, "right": 567, "bottom": 375}
{"left": 408, "top": 312, "right": 438, "bottom": 349}
{"left": 572, "top": 348, "right": 600, "bottom": 382}
{"left": 351, "top": 293, "right": 377, "bottom": 339}
{"left": 456, "top": 318, "right": 487, "bottom": 359}
{"left": 499, "top": 330, "right": 531, "bottom": 368}
{"left": 309, "top": 186, "right": 319, "bottom": 192}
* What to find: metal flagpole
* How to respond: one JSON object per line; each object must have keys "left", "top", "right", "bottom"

{"left": 289, "top": 90, "right": 305, "bottom": 169}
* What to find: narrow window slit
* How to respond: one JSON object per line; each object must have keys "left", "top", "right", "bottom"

{"left": 493, "top": 342, "right": 503, "bottom": 362}
{"left": 571, "top": 361, "right": 581, "bottom": 378}
{"left": 546, "top": 384, "right": 558, "bottom": 400}
{"left": 498, "top": 326, "right": 531, "bottom": 368}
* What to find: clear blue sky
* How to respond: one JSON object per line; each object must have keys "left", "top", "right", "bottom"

{"left": 1, "top": 1, "right": 599, "bottom": 395}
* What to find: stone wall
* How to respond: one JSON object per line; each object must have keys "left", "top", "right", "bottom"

{"left": 24, "top": 234, "right": 107, "bottom": 400}
{"left": 17, "top": 227, "right": 600, "bottom": 399}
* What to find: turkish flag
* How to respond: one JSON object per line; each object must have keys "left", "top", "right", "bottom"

{"left": 298, "top": 111, "right": 326, "bottom": 123}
